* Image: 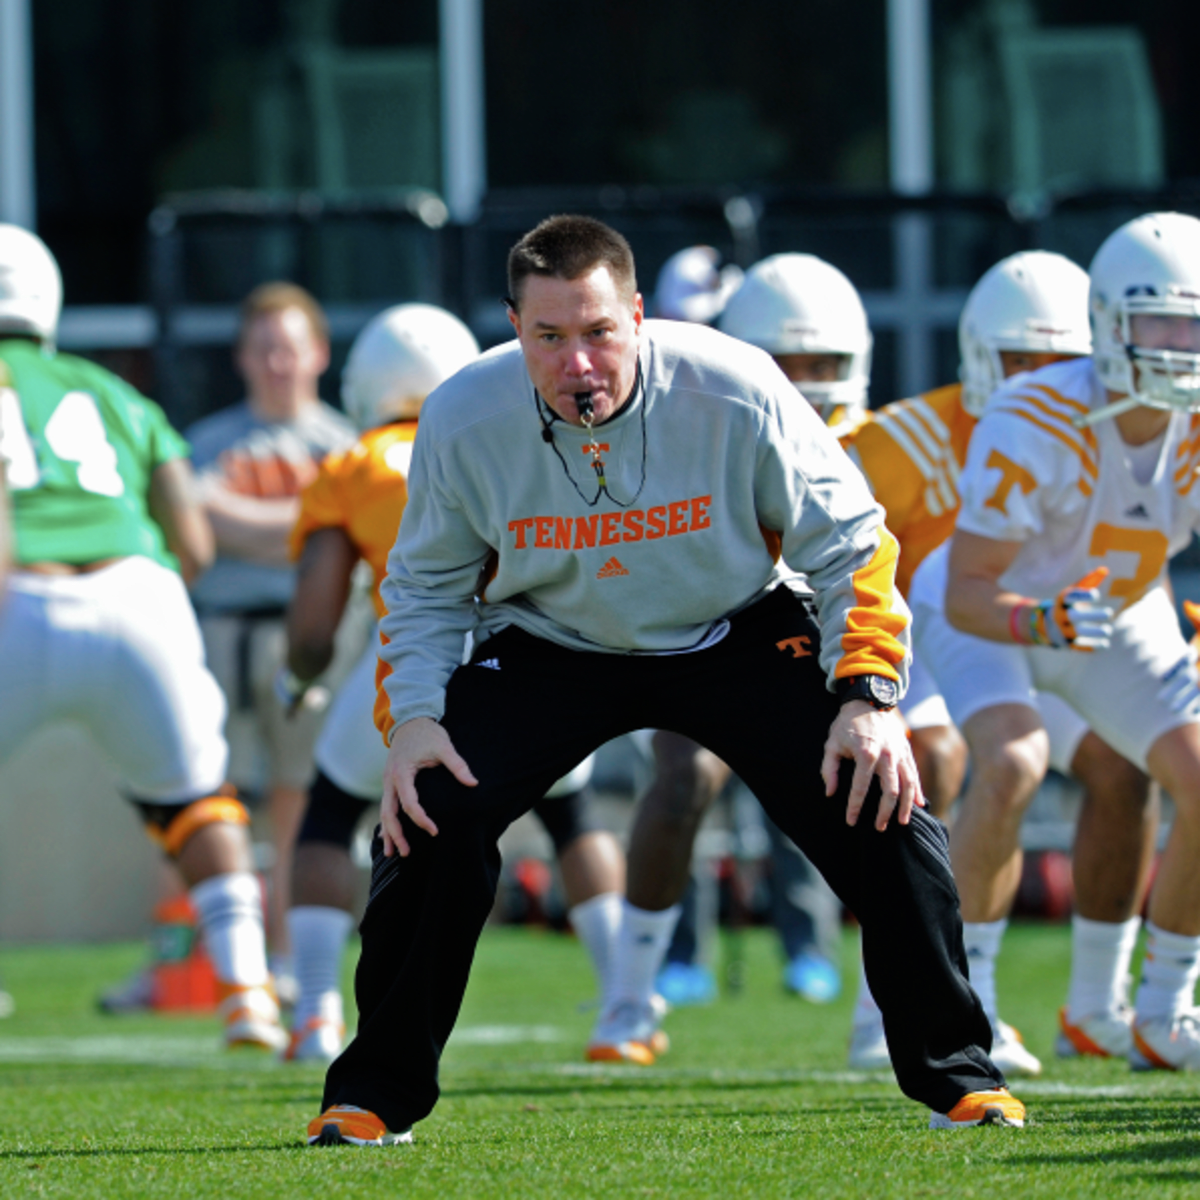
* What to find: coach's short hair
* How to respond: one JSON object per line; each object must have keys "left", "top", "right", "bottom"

{"left": 238, "top": 281, "right": 330, "bottom": 346}
{"left": 507, "top": 215, "right": 637, "bottom": 309}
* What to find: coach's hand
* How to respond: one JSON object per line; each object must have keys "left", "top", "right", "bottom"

{"left": 380, "top": 717, "right": 478, "bottom": 858}
{"left": 821, "top": 701, "right": 924, "bottom": 831}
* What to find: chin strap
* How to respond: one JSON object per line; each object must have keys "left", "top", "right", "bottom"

{"left": 1072, "top": 394, "right": 1143, "bottom": 428}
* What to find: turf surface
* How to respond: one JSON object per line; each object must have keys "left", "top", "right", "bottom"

{"left": 1, "top": 923, "right": 1199, "bottom": 1197}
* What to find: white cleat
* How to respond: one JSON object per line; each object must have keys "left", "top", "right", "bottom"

{"left": 284, "top": 1016, "right": 345, "bottom": 1063}
{"left": 219, "top": 983, "right": 289, "bottom": 1052}
{"left": 586, "top": 999, "right": 667, "bottom": 1065}
{"left": 847, "top": 1016, "right": 892, "bottom": 1071}
{"left": 1131, "top": 1010, "right": 1200, "bottom": 1071}
{"left": 989, "top": 1020, "right": 1042, "bottom": 1078}
{"left": 1055, "top": 1005, "right": 1133, "bottom": 1059}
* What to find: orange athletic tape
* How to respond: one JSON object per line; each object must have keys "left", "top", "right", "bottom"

{"left": 148, "top": 795, "right": 250, "bottom": 858}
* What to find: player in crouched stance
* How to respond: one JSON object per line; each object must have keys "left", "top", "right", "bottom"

{"left": 917, "top": 212, "right": 1200, "bottom": 1070}
{"left": 307, "top": 215, "right": 1022, "bottom": 1145}
{"left": 0, "top": 225, "right": 283, "bottom": 1050}
{"left": 844, "top": 250, "right": 1158, "bottom": 1077}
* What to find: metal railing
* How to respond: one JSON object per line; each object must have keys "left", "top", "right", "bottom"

{"left": 105, "top": 182, "right": 1200, "bottom": 424}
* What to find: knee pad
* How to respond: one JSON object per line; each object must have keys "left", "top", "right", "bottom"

{"left": 136, "top": 789, "right": 250, "bottom": 859}
{"left": 297, "top": 771, "right": 373, "bottom": 851}
{"left": 532, "top": 789, "right": 598, "bottom": 853}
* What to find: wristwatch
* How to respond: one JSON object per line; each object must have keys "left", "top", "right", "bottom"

{"left": 836, "top": 674, "right": 900, "bottom": 711}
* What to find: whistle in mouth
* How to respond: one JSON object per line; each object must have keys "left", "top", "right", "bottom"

{"left": 574, "top": 391, "right": 595, "bottom": 420}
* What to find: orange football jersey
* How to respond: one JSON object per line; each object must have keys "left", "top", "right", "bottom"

{"left": 291, "top": 421, "right": 418, "bottom": 618}
{"left": 842, "top": 383, "right": 976, "bottom": 598}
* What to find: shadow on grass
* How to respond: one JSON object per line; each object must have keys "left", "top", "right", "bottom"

{"left": 0, "top": 1143, "right": 306, "bottom": 1161}
{"left": 1008, "top": 1098, "right": 1200, "bottom": 1177}
{"left": 442, "top": 1077, "right": 901, "bottom": 1102}
{"left": 1023, "top": 1098, "right": 1200, "bottom": 1131}
{"left": 1011, "top": 1139, "right": 1200, "bottom": 1186}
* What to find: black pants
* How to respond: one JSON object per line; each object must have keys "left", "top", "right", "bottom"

{"left": 322, "top": 588, "right": 1004, "bottom": 1129}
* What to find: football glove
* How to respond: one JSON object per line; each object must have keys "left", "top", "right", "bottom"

{"left": 1026, "top": 567, "right": 1113, "bottom": 651}
{"left": 1158, "top": 599, "right": 1200, "bottom": 717}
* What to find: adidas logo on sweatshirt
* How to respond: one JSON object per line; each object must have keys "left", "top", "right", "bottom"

{"left": 596, "top": 557, "right": 629, "bottom": 578}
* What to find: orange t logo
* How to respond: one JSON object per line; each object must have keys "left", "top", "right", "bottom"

{"left": 983, "top": 449, "right": 1037, "bottom": 514}
{"left": 776, "top": 636, "right": 812, "bottom": 658}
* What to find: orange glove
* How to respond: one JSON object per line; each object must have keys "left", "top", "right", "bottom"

{"left": 1015, "top": 568, "right": 1113, "bottom": 651}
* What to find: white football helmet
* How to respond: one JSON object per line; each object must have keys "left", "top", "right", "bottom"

{"left": 718, "top": 253, "right": 872, "bottom": 422}
{"left": 1089, "top": 212, "right": 1200, "bottom": 417}
{"left": 341, "top": 303, "right": 480, "bottom": 431}
{"left": 958, "top": 251, "right": 1092, "bottom": 417}
{"left": 0, "top": 224, "right": 62, "bottom": 346}
{"left": 653, "top": 246, "right": 743, "bottom": 325}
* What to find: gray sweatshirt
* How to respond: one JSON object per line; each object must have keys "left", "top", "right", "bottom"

{"left": 377, "top": 319, "right": 910, "bottom": 736}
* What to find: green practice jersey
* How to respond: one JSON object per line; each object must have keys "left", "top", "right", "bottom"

{"left": 0, "top": 338, "right": 190, "bottom": 568}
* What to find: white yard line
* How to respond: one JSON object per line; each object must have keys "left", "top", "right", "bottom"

{"left": 0, "top": 1025, "right": 567, "bottom": 1066}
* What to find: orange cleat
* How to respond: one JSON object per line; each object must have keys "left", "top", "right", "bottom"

{"left": 585, "top": 1040, "right": 656, "bottom": 1066}
{"left": 1055, "top": 1005, "right": 1132, "bottom": 1059}
{"left": 585, "top": 998, "right": 666, "bottom": 1065}
{"left": 307, "top": 1105, "right": 413, "bottom": 1146}
{"left": 929, "top": 1088, "right": 1026, "bottom": 1129}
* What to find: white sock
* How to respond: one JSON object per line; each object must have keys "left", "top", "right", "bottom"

{"left": 1135, "top": 922, "right": 1200, "bottom": 1023}
{"left": 191, "top": 872, "right": 269, "bottom": 988}
{"left": 608, "top": 900, "right": 682, "bottom": 1008}
{"left": 568, "top": 891, "right": 622, "bottom": 1000}
{"left": 288, "top": 905, "right": 353, "bottom": 1026}
{"left": 1066, "top": 915, "right": 1140, "bottom": 1022}
{"left": 962, "top": 919, "right": 1007, "bottom": 1025}
{"left": 852, "top": 949, "right": 881, "bottom": 1030}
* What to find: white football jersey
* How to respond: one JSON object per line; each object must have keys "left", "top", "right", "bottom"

{"left": 957, "top": 357, "right": 1200, "bottom": 609}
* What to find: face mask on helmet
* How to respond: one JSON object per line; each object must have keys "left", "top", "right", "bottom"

{"left": 341, "top": 304, "right": 480, "bottom": 432}
{"left": 1089, "top": 212, "right": 1200, "bottom": 420}
{"left": 958, "top": 251, "right": 1091, "bottom": 418}
{"left": 719, "top": 253, "right": 872, "bottom": 421}
{"left": 0, "top": 224, "right": 63, "bottom": 349}
{"left": 776, "top": 354, "right": 865, "bottom": 425}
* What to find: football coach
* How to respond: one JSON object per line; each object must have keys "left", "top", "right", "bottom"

{"left": 309, "top": 215, "right": 1021, "bottom": 1144}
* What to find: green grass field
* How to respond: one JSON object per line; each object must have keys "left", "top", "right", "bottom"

{"left": 1, "top": 923, "right": 1199, "bottom": 1198}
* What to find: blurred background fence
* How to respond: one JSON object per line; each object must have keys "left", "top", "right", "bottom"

{"left": 5, "top": 0, "right": 1200, "bottom": 940}
{"left": 54, "top": 182, "right": 1200, "bottom": 432}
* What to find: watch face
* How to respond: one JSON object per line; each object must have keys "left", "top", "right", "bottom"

{"left": 869, "top": 676, "right": 899, "bottom": 707}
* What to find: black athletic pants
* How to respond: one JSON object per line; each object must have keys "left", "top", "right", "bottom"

{"left": 322, "top": 588, "right": 1004, "bottom": 1129}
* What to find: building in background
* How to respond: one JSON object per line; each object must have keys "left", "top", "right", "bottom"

{"left": 1, "top": 0, "right": 1196, "bottom": 422}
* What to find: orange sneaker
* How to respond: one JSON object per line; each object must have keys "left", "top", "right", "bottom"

{"left": 929, "top": 1088, "right": 1026, "bottom": 1129}
{"left": 307, "top": 1105, "right": 413, "bottom": 1146}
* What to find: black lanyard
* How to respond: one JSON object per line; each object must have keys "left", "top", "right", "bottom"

{"left": 535, "top": 359, "right": 648, "bottom": 509}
